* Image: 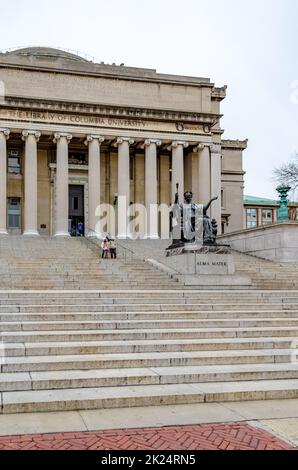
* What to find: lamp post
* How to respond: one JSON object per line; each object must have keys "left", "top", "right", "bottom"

{"left": 277, "top": 185, "right": 291, "bottom": 221}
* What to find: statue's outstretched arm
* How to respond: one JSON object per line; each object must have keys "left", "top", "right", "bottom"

{"left": 203, "top": 196, "right": 218, "bottom": 213}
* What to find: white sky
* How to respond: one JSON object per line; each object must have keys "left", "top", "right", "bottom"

{"left": 1, "top": 0, "right": 297, "bottom": 199}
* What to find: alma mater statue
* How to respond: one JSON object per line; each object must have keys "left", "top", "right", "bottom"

{"left": 170, "top": 184, "right": 218, "bottom": 248}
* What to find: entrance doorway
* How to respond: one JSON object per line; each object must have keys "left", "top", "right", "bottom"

{"left": 69, "top": 185, "right": 85, "bottom": 236}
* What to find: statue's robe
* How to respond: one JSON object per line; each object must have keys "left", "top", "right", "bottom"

{"left": 171, "top": 203, "right": 204, "bottom": 246}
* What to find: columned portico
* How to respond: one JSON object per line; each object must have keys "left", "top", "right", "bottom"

{"left": 22, "top": 130, "right": 41, "bottom": 236}
{"left": 85, "top": 135, "right": 105, "bottom": 238}
{"left": 53, "top": 133, "right": 72, "bottom": 237}
{"left": 115, "top": 137, "right": 134, "bottom": 239}
{"left": 0, "top": 128, "right": 10, "bottom": 235}
{"left": 144, "top": 139, "right": 161, "bottom": 239}
{"left": 169, "top": 141, "right": 189, "bottom": 203}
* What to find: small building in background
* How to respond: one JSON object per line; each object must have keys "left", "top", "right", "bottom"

{"left": 244, "top": 195, "right": 298, "bottom": 229}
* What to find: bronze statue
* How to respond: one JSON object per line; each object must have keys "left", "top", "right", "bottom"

{"left": 171, "top": 184, "right": 218, "bottom": 247}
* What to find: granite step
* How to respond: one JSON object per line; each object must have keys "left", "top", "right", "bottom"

{"left": 3, "top": 326, "right": 298, "bottom": 343}
{"left": 3, "top": 379, "right": 298, "bottom": 413}
{"left": 2, "top": 318, "right": 298, "bottom": 332}
{"left": 1, "top": 349, "right": 294, "bottom": 373}
{"left": 2, "top": 310, "right": 298, "bottom": 322}
{"left": 2, "top": 363, "right": 298, "bottom": 393}
{"left": 2, "top": 336, "right": 297, "bottom": 357}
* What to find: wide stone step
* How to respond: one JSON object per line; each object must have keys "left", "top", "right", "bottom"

{"left": 1, "top": 303, "right": 297, "bottom": 313}
{"left": 3, "top": 310, "right": 298, "bottom": 322}
{"left": 2, "top": 317, "right": 298, "bottom": 332}
{"left": 2, "top": 363, "right": 298, "bottom": 393}
{"left": 2, "top": 336, "right": 297, "bottom": 357}
{"left": 1, "top": 296, "right": 298, "bottom": 304}
{"left": 1, "top": 349, "right": 294, "bottom": 373}
{"left": 3, "top": 326, "right": 298, "bottom": 343}
{"left": 3, "top": 378, "right": 298, "bottom": 413}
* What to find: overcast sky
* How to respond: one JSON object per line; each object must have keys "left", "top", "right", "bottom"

{"left": 1, "top": 0, "right": 297, "bottom": 199}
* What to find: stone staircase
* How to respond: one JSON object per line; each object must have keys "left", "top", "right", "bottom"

{"left": 1, "top": 236, "right": 298, "bottom": 414}
{"left": 0, "top": 236, "right": 180, "bottom": 290}
{"left": 1, "top": 290, "right": 298, "bottom": 413}
{"left": 120, "top": 239, "right": 298, "bottom": 290}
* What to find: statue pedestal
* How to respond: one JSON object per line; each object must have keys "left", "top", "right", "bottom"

{"left": 165, "top": 245, "right": 251, "bottom": 287}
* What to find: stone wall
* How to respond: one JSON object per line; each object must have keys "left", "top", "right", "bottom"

{"left": 219, "top": 222, "right": 298, "bottom": 262}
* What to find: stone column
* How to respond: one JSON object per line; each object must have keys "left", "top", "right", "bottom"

{"left": 210, "top": 144, "right": 222, "bottom": 234}
{"left": 85, "top": 135, "right": 105, "bottom": 237}
{"left": 169, "top": 141, "right": 189, "bottom": 203}
{"left": 22, "top": 130, "right": 41, "bottom": 236}
{"left": 115, "top": 137, "right": 134, "bottom": 238}
{"left": 53, "top": 133, "right": 72, "bottom": 237}
{"left": 0, "top": 129, "right": 10, "bottom": 235}
{"left": 196, "top": 143, "right": 211, "bottom": 205}
{"left": 144, "top": 139, "right": 161, "bottom": 239}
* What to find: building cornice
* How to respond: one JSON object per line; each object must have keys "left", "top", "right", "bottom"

{"left": 2, "top": 96, "right": 223, "bottom": 127}
{"left": 211, "top": 86, "right": 227, "bottom": 101}
{"left": 0, "top": 59, "right": 213, "bottom": 88}
{"left": 222, "top": 139, "right": 248, "bottom": 150}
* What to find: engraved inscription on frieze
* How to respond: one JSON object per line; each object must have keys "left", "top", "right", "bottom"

{"left": 0, "top": 108, "right": 205, "bottom": 134}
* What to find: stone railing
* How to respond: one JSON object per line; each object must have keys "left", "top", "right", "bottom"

{"left": 218, "top": 222, "right": 298, "bottom": 263}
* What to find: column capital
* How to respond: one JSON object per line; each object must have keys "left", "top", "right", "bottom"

{"left": 210, "top": 143, "right": 222, "bottom": 155}
{"left": 22, "top": 130, "right": 41, "bottom": 142}
{"left": 167, "top": 141, "right": 189, "bottom": 151}
{"left": 114, "top": 137, "right": 135, "bottom": 147}
{"left": 53, "top": 132, "right": 72, "bottom": 143}
{"left": 0, "top": 128, "right": 10, "bottom": 140}
{"left": 193, "top": 143, "right": 206, "bottom": 152}
{"left": 84, "top": 135, "right": 105, "bottom": 146}
{"left": 143, "top": 139, "right": 162, "bottom": 148}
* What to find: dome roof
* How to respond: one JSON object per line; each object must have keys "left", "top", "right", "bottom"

{"left": 6, "top": 47, "right": 89, "bottom": 63}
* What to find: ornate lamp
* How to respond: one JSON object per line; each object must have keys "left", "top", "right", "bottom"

{"left": 277, "top": 185, "right": 291, "bottom": 221}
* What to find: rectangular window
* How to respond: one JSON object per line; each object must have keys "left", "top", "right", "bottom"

{"left": 8, "top": 150, "right": 21, "bottom": 174}
{"left": 262, "top": 209, "right": 273, "bottom": 225}
{"left": 7, "top": 198, "right": 21, "bottom": 228}
{"left": 246, "top": 208, "right": 257, "bottom": 228}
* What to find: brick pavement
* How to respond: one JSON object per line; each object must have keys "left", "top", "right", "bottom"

{"left": 0, "top": 422, "right": 294, "bottom": 450}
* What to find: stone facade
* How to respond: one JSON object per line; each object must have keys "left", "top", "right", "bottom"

{"left": 0, "top": 47, "right": 247, "bottom": 237}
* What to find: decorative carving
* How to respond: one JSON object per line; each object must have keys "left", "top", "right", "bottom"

{"left": 84, "top": 135, "right": 105, "bottom": 146}
{"left": 167, "top": 141, "right": 189, "bottom": 151}
{"left": 22, "top": 130, "right": 41, "bottom": 142}
{"left": 193, "top": 143, "right": 206, "bottom": 153}
{"left": 53, "top": 132, "right": 72, "bottom": 143}
{"left": 3, "top": 96, "right": 220, "bottom": 127}
{"left": 114, "top": 137, "right": 135, "bottom": 147}
{"left": 143, "top": 139, "right": 162, "bottom": 147}
{"left": 176, "top": 122, "right": 184, "bottom": 132}
{"left": 0, "top": 128, "right": 10, "bottom": 139}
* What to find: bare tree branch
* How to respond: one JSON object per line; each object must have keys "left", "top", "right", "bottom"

{"left": 273, "top": 154, "right": 298, "bottom": 190}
